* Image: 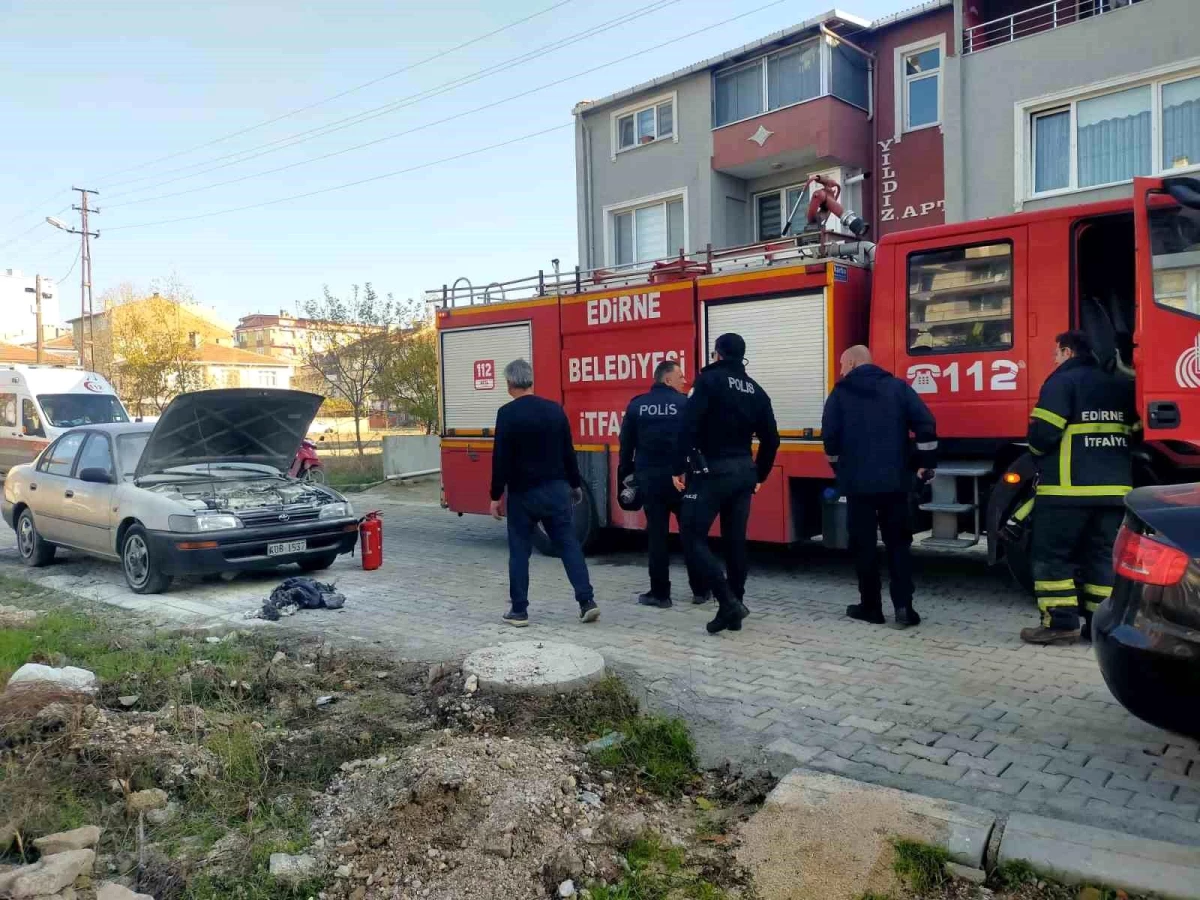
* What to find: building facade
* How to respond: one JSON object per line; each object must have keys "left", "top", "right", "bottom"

{"left": 573, "top": 2, "right": 955, "bottom": 270}
{"left": 572, "top": 0, "right": 1194, "bottom": 268}
{"left": 944, "top": 0, "right": 1195, "bottom": 222}
{"left": 235, "top": 312, "right": 387, "bottom": 361}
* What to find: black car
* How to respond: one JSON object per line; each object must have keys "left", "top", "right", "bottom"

{"left": 1094, "top": 483, "right": 1200, "bottom": 738}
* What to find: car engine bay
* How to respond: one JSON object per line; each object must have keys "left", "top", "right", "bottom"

{"left": 147, "top": 477, "right": 335, "bottom": 513}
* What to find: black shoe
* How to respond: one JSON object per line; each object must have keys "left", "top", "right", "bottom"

{"left": 638, "top": 592, "right": 672, "bottom": 609}
{"left": 1080, "top": 620, "right": 1092, "bottom": 643}
{"left": 736, "top": 601, "right": 750, "bottom": 618}
{"left": 579, "top": 601, "right": 601, "bottom": 623}
{"left": 847, "top": 604, "right": 886, "bottom": 625}
{"left": 706, "top": 601, "right": 746, "bottom": 635}
{"left": 692, "top": 592, "right": 712, "bottom": 605}
{"left": 503, "top": 609, "right": 529, "bottom": 627}
{"left": 894, "top": 607, "right": 921, "bottom": 628}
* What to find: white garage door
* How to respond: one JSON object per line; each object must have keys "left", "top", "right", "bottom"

{"left": 705, "top": 291, "right": 827, "bottom": 432}
{"left": 441, "top": 322, "right": 532, "bottom": 432}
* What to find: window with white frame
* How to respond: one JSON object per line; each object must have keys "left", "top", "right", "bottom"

{"left": 608, "top": 194, "right": 685, "bottom": 266}
{"left": 259, "top": 369, "right": 278, "bottom": 388}
{"left": 1026, "top": 69, "right": 1200, "bottom": 199}
{"left": 753, "top": 169, "right": 862, "bottom": 240}
{"left": 715, "top": 38, "right": 843, "bottom": 128}
{"left": 613, "top": 94, "right": 675, "bottom": 155}
{"left": 900, "top": 40, "right": 942, "bottom": 132}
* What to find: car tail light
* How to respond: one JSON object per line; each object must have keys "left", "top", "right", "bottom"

{"left": 1113, "top": 525, "right": 1189, "bottom": 586}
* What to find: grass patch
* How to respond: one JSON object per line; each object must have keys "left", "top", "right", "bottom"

{"left": 588, "top": 832, "right": 728, "bottom": 900}
{"left": 594, "top": 715, "right": 699, "bottom": 798}
{"left": 991, "top": 858, "right": 1039, "bottom": 890}
{"left": 322, "top": 453, "right": 383, "bottom": 488}
{"left": 891, "top": 838, "right": 949, "bottom": 894}
{"left": 184, "top": 870, "right": 324, "bottom": 900}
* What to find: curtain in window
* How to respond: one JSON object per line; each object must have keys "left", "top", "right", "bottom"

{"left": 1163, "top": 77, "right": 1200, "bottom": 170}
{"left": 1077, "top": 86, "right": 1152, "bottom": 188}
{"left": 615, "top": 213, "right": 634, "bottom": 266}
{"left": 1034, "top": 111, "right": 1070, "bottom": 193}
{"left": 634, "top": 205, "right": 666, "bottom": 262}
{"left": 767, "top": 42, "right": 820, "bottom": 109}
{"left": 715, "top": 66, "right": 763, "bottom": 126}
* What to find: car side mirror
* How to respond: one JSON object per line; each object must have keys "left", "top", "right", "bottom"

{"left": 78, "top": 467, "right": 114, "bottom": 485}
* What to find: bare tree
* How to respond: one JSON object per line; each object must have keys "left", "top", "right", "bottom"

{"left": 377, "top": 301, "right": 439, "bottom": 434}
{"left": 110, "top": 293, "right": 204, "bottom": 415}
{"left": 301, "top": 284, "right": 395, "bottom": 454}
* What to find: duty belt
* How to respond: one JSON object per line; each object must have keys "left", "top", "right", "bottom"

{"left": 704, "top": 456, "right": 755, "bottom": 475}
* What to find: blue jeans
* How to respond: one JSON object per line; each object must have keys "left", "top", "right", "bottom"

{"left": 506, "top": 480, "right": 594, "bottom": 613}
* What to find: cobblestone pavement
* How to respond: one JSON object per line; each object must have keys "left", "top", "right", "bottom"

{"left": 2, "top": 495, "right": 1199, "bottom": 846}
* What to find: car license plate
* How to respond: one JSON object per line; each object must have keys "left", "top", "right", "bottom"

{"left": 267, "top": 539, "right": 307, "bottom": 557}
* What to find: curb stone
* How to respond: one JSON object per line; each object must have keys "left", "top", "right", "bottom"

{"left": 997, "top": 812, "right": 1200, "bottom": 900}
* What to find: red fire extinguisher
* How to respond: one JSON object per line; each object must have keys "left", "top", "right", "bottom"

{"left": 359, "top": 510, "right": 383, "bottom": 570}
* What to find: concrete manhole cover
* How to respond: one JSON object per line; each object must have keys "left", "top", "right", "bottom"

{"left": 463, "top": 641, "right": 606, "bottom": 695}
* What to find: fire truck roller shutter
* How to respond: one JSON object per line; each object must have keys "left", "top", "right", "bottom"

{"left": 440, "top": 322, "right": 532, "bottom": 432}
{"left": 705, "top": 291, "right": 827, "bottom": 433}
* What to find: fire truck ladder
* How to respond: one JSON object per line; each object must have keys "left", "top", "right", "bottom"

{"left": 920, "top": 461, "right": 994, "bottom": 550}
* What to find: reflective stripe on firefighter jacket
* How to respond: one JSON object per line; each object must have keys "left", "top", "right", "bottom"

{"left": 1027, "top": 356, "right": 1138, "bottom": 505}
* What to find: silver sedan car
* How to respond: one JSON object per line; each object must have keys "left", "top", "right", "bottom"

{"left": 3, "top": 389, "right": 359, "bottom": 593}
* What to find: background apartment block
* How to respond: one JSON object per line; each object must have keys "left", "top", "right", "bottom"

{"left": 573, "top": 0, "right": 1197, "bottom": 270}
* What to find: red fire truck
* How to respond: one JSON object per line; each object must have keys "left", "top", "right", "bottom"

{"left": 434, "top": 175, "right": 1200, "bottom": 583}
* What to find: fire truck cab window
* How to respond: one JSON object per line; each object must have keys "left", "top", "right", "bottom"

{"left": 1150, "top": 205, "right": 1200, "bottom": 317}
{"left": 907, "top": 242, "right": 1014, "bottom": 354}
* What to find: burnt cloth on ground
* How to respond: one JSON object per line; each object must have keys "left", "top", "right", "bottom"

{"left": 259, "top": 576, "right": 346, "bottom": 620}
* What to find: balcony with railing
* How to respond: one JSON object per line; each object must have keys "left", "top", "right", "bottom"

{"left": 963, "top": 0, "right": 1147, "bottom": 55}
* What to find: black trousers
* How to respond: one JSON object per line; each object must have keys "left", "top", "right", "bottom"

{"left": 1031, "top": 504, "right": 1122, "bottom": 629}
{"left": 847, "top": 492, "right": 915, "bottom": 614}
{"left": 680, "top": 462, "right": 757, "bottom": 608}
{"left": 641, "top": 475, "right": 705, "bottom": 600}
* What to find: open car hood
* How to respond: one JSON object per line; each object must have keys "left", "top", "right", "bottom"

{"left": 134, "top": 389, "right": 324, "bottom": 478}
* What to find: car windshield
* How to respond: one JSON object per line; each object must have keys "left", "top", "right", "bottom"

{"left": 116, "top": 432, "right": 151, "bottom": 479}
{"left": 37, "top": 393, "right": 129, "bottom": 428}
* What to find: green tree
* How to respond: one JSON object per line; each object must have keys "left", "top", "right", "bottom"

{"left": 378, "top": 320, "right": 439, "bottom": 434}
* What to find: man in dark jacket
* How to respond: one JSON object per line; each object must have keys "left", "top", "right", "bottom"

{"left": 674, "top": 333, "right": 780, "bottom": 634}
{"left": 1021, "top": 330, "right": 1138, "bottom": 645}
{"left": 490, "top": 358, "right": 599, "bottom": 627}
{"left": 618, "top": 360, "right": 707, "bottom": 608}
{"left": 822, "top": 345, "right": 938, "bottom": 628}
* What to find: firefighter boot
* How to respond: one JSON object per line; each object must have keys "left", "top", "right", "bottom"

{"left": 1020, "top": 607, "right": 1080, "bottom": 645}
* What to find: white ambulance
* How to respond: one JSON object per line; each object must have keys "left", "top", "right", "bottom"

{"left": 0, "top": 366, "right": 130, "bottom": 474}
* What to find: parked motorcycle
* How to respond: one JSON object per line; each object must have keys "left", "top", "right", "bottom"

{"left": 289, "top": 438, "right": 326, "bottom": 484}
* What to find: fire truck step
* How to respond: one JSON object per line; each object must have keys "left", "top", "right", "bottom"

{"left": 921, "top": 536, "right": 982, "bottom": 550}
{"left": 931, "top": 461, "right": 994, "bottom": 478}
{"left": 919, "top": 502, "right": 975, "bottom": 514}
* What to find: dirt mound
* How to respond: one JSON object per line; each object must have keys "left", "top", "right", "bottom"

{"left": 311, "top": 731, "right": 697, "bottom": 899}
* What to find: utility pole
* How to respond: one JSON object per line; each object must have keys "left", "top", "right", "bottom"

{"left": 23, "top": 275, "right": 48, "bottom": 364}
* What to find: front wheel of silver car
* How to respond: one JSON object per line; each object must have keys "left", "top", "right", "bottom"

{"left": 17, "top": 508, "right": 55, "bottom": 567}
{"left": 122, "top": 524, "right": 172, "bottom": 594}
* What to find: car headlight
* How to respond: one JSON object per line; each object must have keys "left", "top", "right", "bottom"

{"left": 169, "top": 513, "right": 241, "bottom": 532}
{"left": 318, "top": 501, "right": 353, "bottom": 520}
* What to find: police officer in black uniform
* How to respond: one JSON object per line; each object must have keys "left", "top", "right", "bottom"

{"left": 618, "top": 360, "right": 707, "bottom": 609}
{"left": 674, "top": 333, "right": 780, "bottom": 634}
{"left": 1022, "top": 330, "right": 1138, "bottom": 645}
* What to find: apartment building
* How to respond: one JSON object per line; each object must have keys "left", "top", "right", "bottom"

{"left": 572, "top": 2, "right": 955, "bottom": 270}
{"left": 235, "top": 312, "right": 386, "bottom": 361}
{"left": 573, "top": 0, "right": 1195, "bottom": 269}
{"left": 944, "top": 0, "right": 1196, "bottom": 221}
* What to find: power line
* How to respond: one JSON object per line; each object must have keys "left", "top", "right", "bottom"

{"left": 101, "top": 0, "right": 682, "bottom": 199}
{"left": 57, "top": 245, "right": 82, "bottom": 284}
{"left": 0, "top": 206, "right": 71, "bottom": 252}
{"left": 106, "top": 122, "right": 572, "bottom": 232}
{"left": 88, "top": 0, "right": 578, "bottom": 184}
{"left": 106, "top": 4, "right": 694, "bottom": 209}
{"left": 103, "top": 0, "right": 793, "bottom": 233}
{"left": 1, "top": 191, "right": 67, "bottom": 231}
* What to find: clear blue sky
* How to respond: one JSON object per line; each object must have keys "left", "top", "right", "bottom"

{"left": 0, "top": 0, "right": 902, "bottom": 325}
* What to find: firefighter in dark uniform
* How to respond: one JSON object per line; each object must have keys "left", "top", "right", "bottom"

{"left": 674, "top": 333, "right": 781, "bottom": 635}
{"left": 618, "top": 360, "right": 708, "bottom": 608}
{"left": 1022, "top": 330, "right": 1138, "bottom": 645}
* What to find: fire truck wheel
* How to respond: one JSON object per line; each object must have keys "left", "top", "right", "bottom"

{"left": 532, "top": 485, "right": 598, "bottom": 557}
